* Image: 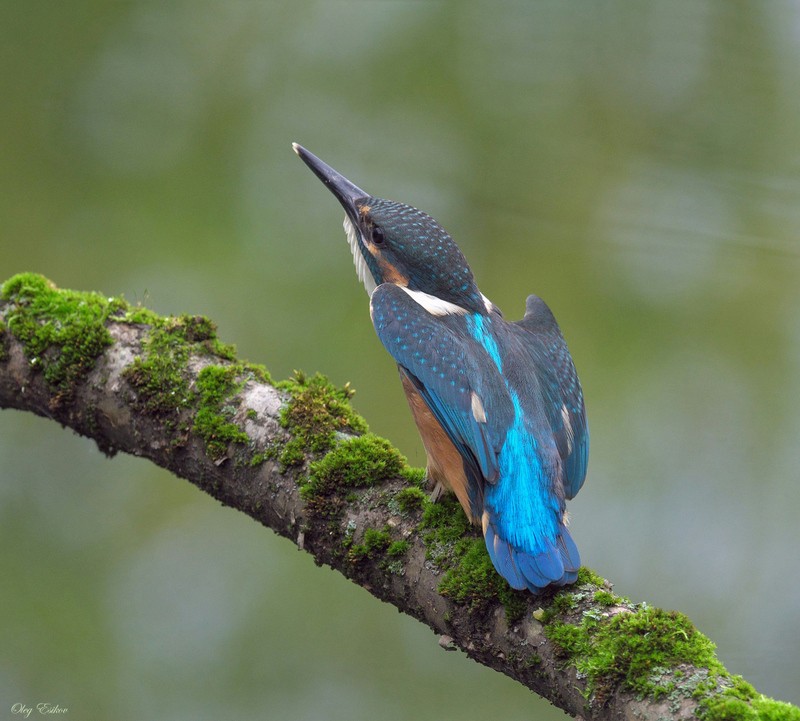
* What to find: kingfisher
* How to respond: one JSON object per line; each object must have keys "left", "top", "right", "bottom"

{"left": 293, "top": 143, "right": 588, "bottom": 592}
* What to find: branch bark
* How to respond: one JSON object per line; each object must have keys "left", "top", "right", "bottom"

{"left": 1, "top": 274, "right": 797, "bottom": 721}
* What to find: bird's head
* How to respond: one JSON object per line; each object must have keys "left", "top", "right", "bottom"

{"left": 293, "top": 143, "right": 486, "bottom": 315}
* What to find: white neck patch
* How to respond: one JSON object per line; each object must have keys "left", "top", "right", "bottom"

{"left": 399, "top": 286, "right": 469, "bottom": 317}
{"left": 481, "top": 293, "right": 498, "bottom": 314}
{"left": 343, "top": 215, "right": 377, "bottom": 296}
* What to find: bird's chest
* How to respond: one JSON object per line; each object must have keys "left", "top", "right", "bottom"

{"left": 398, "top": 371, "right": 479, "bottom": 523}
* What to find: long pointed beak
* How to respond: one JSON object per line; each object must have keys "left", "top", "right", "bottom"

{"left": 292, "top": 143, "right": 368, "bottom": 223}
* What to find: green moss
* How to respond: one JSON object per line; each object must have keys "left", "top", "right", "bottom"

{"left": 348, "top": 527, "right": 392, "bottom": 561}
{"left": 699, "top": 676, "right": 800, "bottom": 721}
{"left": 401, "top": 466, "right": 427, "bottom": 486}
{"left": 394, "top": 486, "right": 428, "bottom": 514}
{"left": 606, "top": 608, "right": 721, "bottom": 690}
{"left": 756, "top": 699, "right": 800, "bottom": 721}
{"left": 347, "top": 528, "right": 409, "bottom": 574}
{"left": 301, "top": 433, "right": 409, "bottom": 500}
{"left": 0, "top": 273, "right": 274, "bottom": 456}
{"left": 703, "top": 692, "right": 800, "bottom": 721}
{"left": 576, "top": 566, "right": 606, "bottom": 587}
{"left": 192, "top": 365, "right": 250, "bottom": 459}
{"left": 1, "top": 273, "right": 115, "bottom": 402}
{"left": 118, "top": 306, "right": 268, "bottom": 458}
{"left": 123, "top": 324, "right": 193, "bottom": 416}
{"left": 552, "top": 590, "right": 578, "bottom": 614}
{"left": 593, "top": 590, "right": 617, "bottom": 606}
{"left": 194, "top": 365, "right": 242, "bottom": 415}
{"left": 703, "top": 696, "right": 760, "bottom": 721}
{"left": 249, "top": 448, "right": 278, "bottom": 467}
{"left": 277, "top": 371, "right": 369, "bottom": 469}
{"left": 120, "top": 308, "right": 261, "bottom": 421}
{"left": 276, "top": 376, "right": 426, "bottom": 566}
{"left": 546, "top": 605, "right": 724, "bottom": 699}
{"left": 291, "top": 415, "right": 425, "bottom": 571}
{"left": 420, "top": 495, "right": 527, "bottom": 623}
{"left": 437, "top": 535, "right": 506, "bottom": 603}
{"left": 547, "top": 620, "right": 589, "bottom": 657}
{"left": 119, "top": 310, "right": 238, "bottom": 361}
{"left": 387, "top": 540, "right": 410, "bottom": 557}
{"left": 113, "top": 305, "right": 162, "bottom": 326}
{"left": 421, "top": 495, "right": 472, "bottom": 541}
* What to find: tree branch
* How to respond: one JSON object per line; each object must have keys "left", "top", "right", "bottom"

{"left": 1, "top": 274, "right": 797, "bottom": 721}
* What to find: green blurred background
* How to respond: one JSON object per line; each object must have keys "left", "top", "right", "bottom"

{"left": 2, "top": 2, "right": 799, "bottom": 719}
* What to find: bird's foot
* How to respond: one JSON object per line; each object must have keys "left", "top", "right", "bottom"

{"left": 428, "top": 481, "right": 446, "bottom": 504}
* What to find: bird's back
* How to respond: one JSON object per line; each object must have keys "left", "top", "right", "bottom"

{"left": 460, "top": 311, "right": 582, "bottom": 591}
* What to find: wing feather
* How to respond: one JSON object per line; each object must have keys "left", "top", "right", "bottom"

{"left": 370, "top": 284, "right": 511, "bottom": 492}
{"left": 511, "top": 295, "right": 588, "bottom": 499}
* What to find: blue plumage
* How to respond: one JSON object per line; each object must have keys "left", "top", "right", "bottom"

{"left": 294, "top": 143, "right": 589, "bottom": 593}
{"left": 372, "top": 284, "right": 586, "bottom": 590}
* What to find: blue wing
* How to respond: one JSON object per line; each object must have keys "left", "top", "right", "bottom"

{"left": 369, "top": 284, "right": 513, "bottom": 495}
{"left": 511, "top": 295, "right": 588, "bottom": 499}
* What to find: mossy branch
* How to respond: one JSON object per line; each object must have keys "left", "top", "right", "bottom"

{"left": 0, "top": 274, "right": 797, "bottom": 721}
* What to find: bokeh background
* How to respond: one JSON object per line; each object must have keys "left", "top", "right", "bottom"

{"left": 2, "top": 3, "right": 799, "bottom": 719}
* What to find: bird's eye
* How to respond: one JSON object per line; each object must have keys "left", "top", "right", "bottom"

{"left": 371, "top": 226, "right": 385, "bottom": 245}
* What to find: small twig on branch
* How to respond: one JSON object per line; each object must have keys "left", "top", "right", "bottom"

{"left": 1, "top": 273, "right": 797, "bottom": 721}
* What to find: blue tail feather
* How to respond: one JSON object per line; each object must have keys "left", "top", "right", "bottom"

{"left": 484, "top": 522, "right": 580, "bottom": 593}
{"left": 556, "top": 525, "right": 580, "bottom": 583}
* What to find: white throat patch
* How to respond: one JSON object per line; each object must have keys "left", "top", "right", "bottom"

{"left": 399, "top": 286, "right": 469, "bottom": 317}
{"left": 343, "top": 215, "right": 377, "bottom": 296}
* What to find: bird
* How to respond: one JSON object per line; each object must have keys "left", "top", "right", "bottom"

{"left": 292, "top": 142, "right": 588, "bottom": 593}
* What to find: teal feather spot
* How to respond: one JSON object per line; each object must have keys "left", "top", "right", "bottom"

{"left": 466, "top": 314, "right": 503, "bottom": 371}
